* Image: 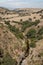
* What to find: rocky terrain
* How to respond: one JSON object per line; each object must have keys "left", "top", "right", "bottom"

{"left": 0, "top": 7, "right": 43, "bottom": 65}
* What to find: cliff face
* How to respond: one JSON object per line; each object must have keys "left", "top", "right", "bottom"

{"left": 0, "top": 8, "right": 43, "bottom": 65}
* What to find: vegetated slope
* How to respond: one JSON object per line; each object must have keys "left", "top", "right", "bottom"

{"left": 0, "top": 7, "right": 43, "bottom": 65}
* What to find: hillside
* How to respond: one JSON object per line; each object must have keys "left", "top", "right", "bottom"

{"left": 0, "top": 8, "right": 43, "bottom": 65}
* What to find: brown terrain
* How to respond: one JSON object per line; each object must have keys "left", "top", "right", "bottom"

{"left": 0, "top": 7, "right": 43, "bottom": 65}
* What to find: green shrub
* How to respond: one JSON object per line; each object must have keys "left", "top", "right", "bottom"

{"left": 17, "top": 32, "right": 24, "bottom": 39}
{"left": 30, "top": 42, "right": 36, "bottom": 48}
{"left": 37, "top": 35, "right": 43, "bottom": 40}
{"left": 26, "top": 29, "right": 36, "bottom": 38}
{"left": 34, "top": 20, "right": 40, "bottom": 26}
{"left": 4, "top": 20, "right": 10, "bottom": 25}
{"left": 38, "top": 27, "right": 43, "bottom": 35}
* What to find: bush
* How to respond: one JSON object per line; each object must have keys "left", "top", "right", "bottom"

{"left": 33, "top": 17, "right": 36, "bottom": 19}
{"left": 34, "top": 20, "right": 40, "bottom": 26}
{"left": 17, "top": 32, "right": 24, "bottom": 39}
{"left": 4, "top": 20, "right": 10, "bottom": 25}
{"left": 26, "top": 29, "right": 36, "bottom": 38}
{"left": 20, "top": 19, "right": 23, "bottom": 21}
{"left": 30, "top": 42, "right": 36, "bottom": 48}
{"left": 38, "top": 27, "right": 43, "bottom": 35}
{"left": 29, "top": 18, "right": 32, "bottom": 21}
{"left": 37, "top": 35, "right": 43, "bottom": 40}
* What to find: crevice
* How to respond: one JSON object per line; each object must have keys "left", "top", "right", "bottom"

{"left": 0, "top": 49, "right": 4, "bottom": 58}
{"left": 19, "top": 38, "right": 30, "bottom": 65}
